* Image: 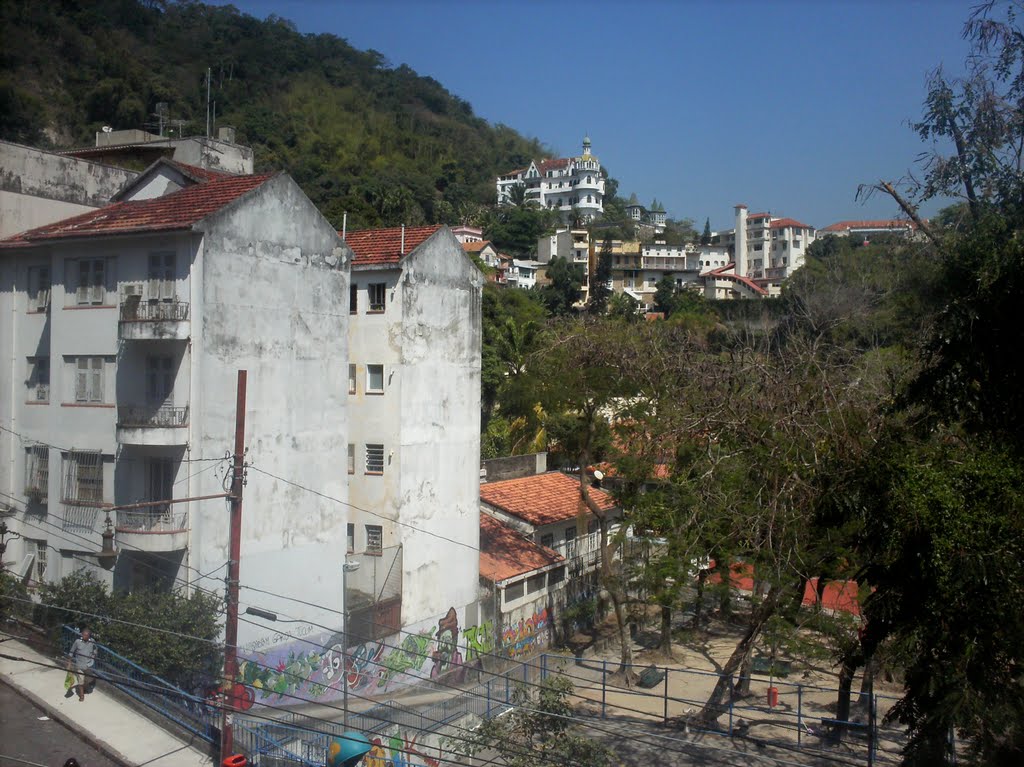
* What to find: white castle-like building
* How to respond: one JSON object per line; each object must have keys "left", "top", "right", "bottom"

{"left": 496, "top": 136, "right": 605, "bottom": 222}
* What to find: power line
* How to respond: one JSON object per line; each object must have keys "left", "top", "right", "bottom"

{"left": 0, "top": 595, "right": 866, "bottom": 767}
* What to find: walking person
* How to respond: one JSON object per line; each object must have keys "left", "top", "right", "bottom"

{"left": 67, "top": 627, "right": 97, "bottom": 702}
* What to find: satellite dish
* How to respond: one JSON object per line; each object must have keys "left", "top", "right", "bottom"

{"left": 102, "top": 126, "right": 113, "bottom": 133}
{"left": 593, "top": 469, "right": 604, "bottom": 482}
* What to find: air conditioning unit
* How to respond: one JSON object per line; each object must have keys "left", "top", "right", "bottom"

{"left": 121, "top": 283, "right": 144, "bottom": 300}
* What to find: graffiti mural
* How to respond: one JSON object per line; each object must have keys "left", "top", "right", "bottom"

{"left": 463, "top": 620, "right": 494, "bottom": 662}
{"left": 364, "top": 731, "right": 439, "bottom": 767}
{"left": 501, "top": 607, "right": 550, "bottom": 659}
{"left": 430, "top": 607, "right": 465, "bottom": 683}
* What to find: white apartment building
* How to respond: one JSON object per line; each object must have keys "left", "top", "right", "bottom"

{"left": 496, "top": 137, "right": 605, "bottom": 222}
{"left": 0, "top": 158, "right": 352, "bottom": 648}
{"left": 343, "top": 225, "right": 482, "bottom": 635}
{"left": 710, "top": 204, "right": 816, "bottom": 291}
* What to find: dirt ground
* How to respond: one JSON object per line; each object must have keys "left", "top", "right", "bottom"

{"left": 552, "top": 607, "right": 907, "bottom": 765}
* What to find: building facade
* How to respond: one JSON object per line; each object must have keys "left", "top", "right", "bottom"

{"left": 344, "top": 225, "right": 483, "bottom": 633}
{"left": 496, "top": 137, "right": 605, "bottom": 222}
{"left": 0, "top": 159, "right": 352, "bottom": 646}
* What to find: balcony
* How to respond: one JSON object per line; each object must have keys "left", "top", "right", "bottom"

{"left": 116, "top": 405, "right": 189, "bottom": 446}
{"left": 551, "top": 531, "right": 602, "bottom": 577}
{"left": 116, "top": 508, "right": 188, "bottom": 553}
{"left": 119, "top": 299, "right": 190, "bottom": 341}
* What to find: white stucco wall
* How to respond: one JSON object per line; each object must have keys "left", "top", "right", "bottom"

{"left": 191, "top": 174, "right": 351, "bottom": 646}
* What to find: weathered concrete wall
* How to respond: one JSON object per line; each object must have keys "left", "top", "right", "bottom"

{"left": 398, "top": 229, "right": 482, "bottom": 624}
{"left": 481, "top": 452, "right": 547, "bottom": 483}
{"left": 0, "top": 141, "right": 138, "bottom": 237}
{"left": 193, "top": 173, "right": 351, "bottom": 646}
{"left": 171, "top": 138, "right": 254, "bottom": 175}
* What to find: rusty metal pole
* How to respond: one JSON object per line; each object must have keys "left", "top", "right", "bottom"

{"left": 220, "top": 370, "right": 247, "bottom": 761}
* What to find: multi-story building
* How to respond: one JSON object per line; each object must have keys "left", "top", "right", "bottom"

{"left": 710, "top": 204, "right": 816, "bottom": 291}
{"left": 0, "top": 158, "right": 352, "bottom": 644}
{"left": 535, "top": 227, "right": 591, "bottom": 303}
{"left": 343, "top": 224, "right": 483, "bottom": 634}
{"left": 496, "top": 136, "right": 605, "bottom": 222}
{"left": 624, "top": 195, "right": 667, "bottom": 234}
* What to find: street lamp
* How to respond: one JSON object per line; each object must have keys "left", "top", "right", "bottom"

{"left": 342, "top": 559, "right": 360, "bottom": 729}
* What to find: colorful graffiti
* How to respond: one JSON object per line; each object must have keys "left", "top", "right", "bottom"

{"left": 501, "top": 607, "right": 550, "bottom": 659}
{"left": 430, "top": 607, "right": 465, "bottom": 683}
{"left": 463, "top": 620, "right": 494, "bottom": 662}
{"left": 364, "top": 731, "right": 439, "bottom": 767}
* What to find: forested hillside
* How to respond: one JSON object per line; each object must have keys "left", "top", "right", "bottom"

{"left": 0, "top": 0, "right": 547, "bottom": 229}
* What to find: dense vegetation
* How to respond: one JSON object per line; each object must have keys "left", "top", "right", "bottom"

{"left": 0, "top": 0, "right": 548, "bottom": 231}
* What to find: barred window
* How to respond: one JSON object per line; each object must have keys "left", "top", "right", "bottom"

{"left": 25, "top": 446, "right": 49, "bottom": 499}
{"left": 366, "top": 524, "right": 383, "bottom": 554}
{"left": 365, "top": 444, "right": 384, "bottom": 474}
{"left": 28, "top": 357, "right": 49, "bottom": 402}
{"left": 62, "top": 451, "right": 104, "bottom": 505}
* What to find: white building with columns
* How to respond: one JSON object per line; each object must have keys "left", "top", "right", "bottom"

{"left": 496, "top": 137, "right": 605, "bottom": 222}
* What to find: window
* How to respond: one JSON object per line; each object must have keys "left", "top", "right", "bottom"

{"left": 347, "top": 523, "right": 355, "bottom": 553}
{"left": 28, "top": 265, "right": 50, "bottom": 312}
{"left": 549, "top": 566, "right": 565, "bottom": 585}
{"left": 348, "top": 364, "right": 357, "bottom": 394}
{"left": 540, "top": 533, "right": 554, "bottom": 549}
{"left": 74, "top": 259, "right": 107, "bottom": 305}
{"left": 588, "top": 519, "right": 600, "bottom": 535}
{"left": 28, "top": 357, "right": 49, "bottom": 402}
{"left": 527, "top": 573, "right": 546, "bottom": 594}
{"left": 29, "top": 539, "right": 47, "bottom": 582}
{"left": 366, "top": 364, "right": 384, "bottom": 394}
{"left": 148, "top": 252, "right": 175, "bottom": 301}
{"left": 347, "top": 444, "right": 355, "bottom": 475}
{"left": 146, "top": 458, "right": 174, "bottom": 517}
{"left": 366, "top": 524, "right": 383, "bottom": 554}
{"left": 146, "top": 356, "right": 174, "bottom": 406}
{"left": 349, "top": 283, "right": 358, "bottom": 313}
{"left": 62, "top": 451, "right": 104, "bottom": 505}
{"left": 504, "top": 581, "right": 525, "bottom": 603}
{"left": 565, "top": 525, "right": 577, "bottom": 556}
{"left": 368, "top": 283, "right": 386, "bottom": 312}
{"left": 74, "top": 357, "right": 105, "bottom": 403}
{"left": 25, "top": 446, "right": 49, "bottom": 499}
{"left": 365, "top": 443, "right": 385, "bottom": 474}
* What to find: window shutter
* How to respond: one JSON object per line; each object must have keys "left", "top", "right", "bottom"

{"left": 148, "top": 255, "right": 160, "bottom": 300}
{"left": 76, "top": 261, "right": 88, "bottom": 304}
{"left": 90, "top": 358, "right": 103, "bottom": 402}
{"left": 75, "top": 359, "right": 88, "bottom": 401}
{"left": 163, "top": 254, "right": 175, "bottom": 300}
{"left": 92, "top": 260, "right": 106, "bottom": 304}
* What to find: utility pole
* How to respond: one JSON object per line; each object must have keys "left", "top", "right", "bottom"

{"left": 220, "top": 370, "right": 247, "bottom": 762}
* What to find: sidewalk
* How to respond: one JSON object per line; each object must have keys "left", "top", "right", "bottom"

{"left": 0, "top": 636, "right": 214, "bottom": 767}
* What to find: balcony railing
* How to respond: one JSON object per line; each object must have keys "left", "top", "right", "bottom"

{"left": 116, "top": 509, "right": 188, "bottom": 533}
{"left": 551, "top": 531, "right": 602, "bottom": 573}
{"left": 120, "top": 301, "right": 190, "bottom": 322}
{"left": 117, "top": 405, "right": 189, "bottom": 429}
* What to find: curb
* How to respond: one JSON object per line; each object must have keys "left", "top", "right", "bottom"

{"left": 0, "top": 674, "right": 136, "bottom": 767}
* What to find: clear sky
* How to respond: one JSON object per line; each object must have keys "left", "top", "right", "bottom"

{"left": 211, "top": 0, "right": 972, "bottom": 230}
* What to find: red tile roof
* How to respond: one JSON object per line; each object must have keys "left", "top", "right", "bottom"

{"left": 700, "top": 263, "right": 768, "bottom": 296}
{"left": 747, "top": 212, "right": 770, "bottom": 220}
{"left": 480, "top": 471, "right": 617, "bottom": 528}
{"left": 479, "top": 514, "right": 564, "bottom": 582}
{"left": 0, "top": 172, "right": 276, "bottom": 247}
{"left": 342, "top": 225, "right": 442, "bottom": 266}
{"left": 538, "top": 158, "right": 570, "bottom": 174}
{"left": 461, "top": 240, "right": 493, "bottom": 253}
{"left": 164, "top": 159, "right": 233, "bottom": 182}
{"left": 820, "top": 219, "right": 916, "bottom": 233}
{"left": 769, "top": 217, "right": 813, "bottom": 230}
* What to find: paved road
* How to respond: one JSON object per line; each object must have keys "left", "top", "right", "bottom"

{"left": 0, "top": 680, "right": 123, "bottom": 767}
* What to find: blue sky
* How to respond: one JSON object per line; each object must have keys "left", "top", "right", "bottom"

{"left": 213, "top": 0, "right": 971, "bottom": 230}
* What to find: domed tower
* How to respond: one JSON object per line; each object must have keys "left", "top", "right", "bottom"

{"left": 582, "top": 135, "right": 592, "bottom": 157}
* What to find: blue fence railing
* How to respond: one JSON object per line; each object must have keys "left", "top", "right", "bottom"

{"left": 62, "top": 626, "right": 220, "bottom": 747}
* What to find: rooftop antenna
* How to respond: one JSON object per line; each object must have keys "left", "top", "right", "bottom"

{"left": 154, "top": 102, "right": 169, "bottom": 137}
{"left": 342, "top": 212, "right": 347, "bottom": 241}
{"left": 400, "top": 224, "right": 405, "bottom": 255}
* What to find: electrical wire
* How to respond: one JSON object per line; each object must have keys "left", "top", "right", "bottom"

{"left": 0, "top": 598, "right": 870, "bottom": 767}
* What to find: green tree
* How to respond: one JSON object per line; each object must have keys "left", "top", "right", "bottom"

{"left": 446, "top": 676, "right": 610, "bottom": 767}
{"left": 701, "top": 217, "right": 712, "bottom": 245}
{"left": 539, "top": 256, "right": 584, "bottom": 316}
{"left": 586, "top": 237, "right": 613, "bottom": 314}
{"left": 653, "top": 276, "right": 678, "bottom": 315}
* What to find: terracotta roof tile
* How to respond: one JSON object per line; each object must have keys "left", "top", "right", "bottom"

{"left": 700, "top": 263, "right": 768, "bottom": 296}
{"left": 461, "top": 240, "right": 493, "bottom": 253}
{"left": 538, "top": 158, "right": 570, "bottom": 174}
{"left": 820, "top": 219, "right": 916, "bottom": 233}
{"left": 479, "top": 515, "right": 563, "bottom": 582}
{"left": 164, "top": 159, "right": 233, "bottom": 182}
{"left": 0, "top": 172, "right": 275, "bottom": 247}
{"left": 769, "top": 217, "right": 813, "bottom": 230}
{"left": 342, "top": 225, "right": 442, "bottom": 266}
{"left": 480, "top": 471, "right": 617, "bottom": 528}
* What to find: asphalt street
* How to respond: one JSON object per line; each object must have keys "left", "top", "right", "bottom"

{"left": 0, "top": 679, "right": 123, "bottom": 767}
